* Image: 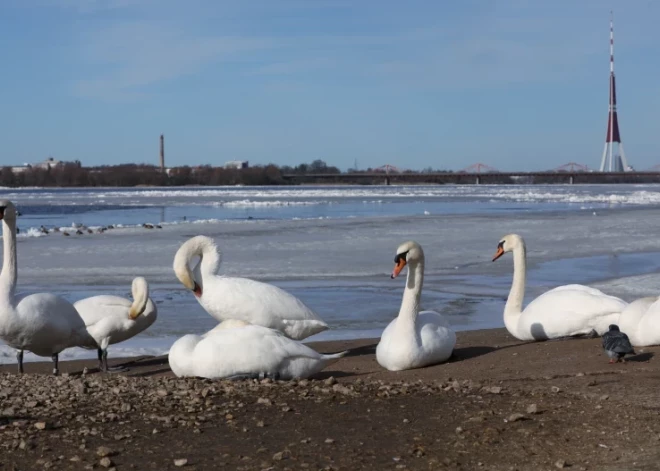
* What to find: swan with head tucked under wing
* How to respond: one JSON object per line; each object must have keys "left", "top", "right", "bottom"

{"left": 492, "top": 234, "right": 628, "bottom": 341}
{"left": 616, "top": 295, "right": 660, "bottom": 347}
{"left": 168, "top": 321, "right": 346, "bottom": 380}
{"left": 74, "top": 277, "right": 158, "bottom": 372}
{"left": 172, "top": 235, "right": 328, "bottom": 340}
{"left": 0, "top": 200, "right": 90, "bottom": 375}
{"left": 376, "top": 241, "right": 456, "bottom": 371}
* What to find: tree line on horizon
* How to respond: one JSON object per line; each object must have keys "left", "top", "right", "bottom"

{"left": 1, "top": 159, "right": 655, "bottom": 187}
{"left": 0, "top": 159, "right": 390, "bottom": 187}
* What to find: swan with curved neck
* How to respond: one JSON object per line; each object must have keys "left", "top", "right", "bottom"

{"left": 492, "top": 234, "right": 627, "bottom": 341}
{"left": 376, "top": 241, "right": 456, "bottom": 371}
{"left": 0, "top": 200, "right": 90, "bottom": 374}
{"left": 173, "top": 235, "right": 327, "bottom": 340}
{"left": 168, "top": 321, "right": 346, "bottom": 380}
{"left": 617, "top": 295, "right": 660, "bottom": 346}
{"left": 74, "top": 276, "right": 158, "bottom": 372}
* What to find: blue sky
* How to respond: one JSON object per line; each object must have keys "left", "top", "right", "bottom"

{"left": 1, "top": 0, "right": 659, "bottom": 171}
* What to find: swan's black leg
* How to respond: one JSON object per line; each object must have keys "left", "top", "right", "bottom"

{"left": 97, "top": 348, "right": 104, "bottom": 371}
{"left": 101, "top": 349, "right": 127, "bottom": 373}
{"left": 16, "top": 350, "right": 24, "bottom": 374}
{"left": 51, "top": 353, "right": 59, "bottom": 376}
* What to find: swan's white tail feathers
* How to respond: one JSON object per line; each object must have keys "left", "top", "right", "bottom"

{"left": 324, "top": 350, "right": 349, "bottom": 361}
{"left": 281, "top": 319, "right": 329, "bottom": 340}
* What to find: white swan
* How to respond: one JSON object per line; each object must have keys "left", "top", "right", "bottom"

{"left": 376, "top": 241, "right": 456, "bottom": 371}
{"left": 172, "top": 235, "right": 327, "bottom": 340}
{"left": 617, "top": 296, "right": 660, "bottom": 346}
{"left": 0, "top": 200, "right": 89, "bottom": 374}
{"left": 168, "top": 321, "right": 346, "bottom": 380}
{"left": 74, "top": 277, "right": 158, "bottom": 372}
{"left": 492, "top": 234, "right": 627, "bottom": 341}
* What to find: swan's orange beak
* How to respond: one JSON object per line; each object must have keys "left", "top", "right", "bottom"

{"left": 391, "top": 259, "right": 407, "bottom": 279}
{"left": 193, "top": 282, "right": 202, "bottom": 298}
{"left": 492, "top": 246, "right": 505, "bottom": 262}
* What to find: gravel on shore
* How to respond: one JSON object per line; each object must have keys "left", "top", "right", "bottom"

{"left": 1, "top": 328, "right": 660, "bottom": 471}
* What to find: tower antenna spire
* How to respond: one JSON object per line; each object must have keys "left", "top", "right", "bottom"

{"left": 599, "top": 11, "right": 630, "bottom": 172}
{"left": 610, "top": 10, "right": 614, "bottom": 74}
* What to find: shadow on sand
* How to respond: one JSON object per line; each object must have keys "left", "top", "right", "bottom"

{"left": 627, "top": 352, "right": 654, "bottom": 363}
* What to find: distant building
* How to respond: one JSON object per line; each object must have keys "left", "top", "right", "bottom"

{"left": 8, "top": 157, "right": 81, "bottom": 174}
{"left": 224, "top": 160, "right": 249, "bottom": 169}
{"left": 10, "top": 164, "right": 30, "bottom": 174}
{"left": 34, "top": 157, "right": 63, "bottom": 169}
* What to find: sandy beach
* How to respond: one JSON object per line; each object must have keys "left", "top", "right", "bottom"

{"left": 1, "top": 328, "right": 659, "bottom": 471}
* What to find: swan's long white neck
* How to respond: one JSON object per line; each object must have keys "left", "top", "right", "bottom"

{"left": 0, "top": 218, "right": 17, "bottom": 302}
{"left": 184, "top": 239, "right": 222, "bottom": 291}
{"left": 130, "top": 277, "right": 149, "bottom": 317}
{"left": 193, "top": 239, "right": 221, "bottom": 278}
{"left": 503, "top": 242, "right": 526, "bottom": 337}
{"left": 397, "top": 258, "right": 424, "bottom": 334}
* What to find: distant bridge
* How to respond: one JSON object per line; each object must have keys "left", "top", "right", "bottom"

{"left": 282, "top": 171, "right": 660, "bottom": 185}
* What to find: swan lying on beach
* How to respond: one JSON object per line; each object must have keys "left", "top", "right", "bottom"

{"left": 74, "top": 277, "right": 158, "bottom": 372}
{"left": 0, "top": 200, "right": 89, "bottom": 375}
{"left": 376, "top": 241, "right": 456, "bottom": 371}
{"left": 492, "top": 234, "right": 627, "bottom": 341}
{"left": 172, "top": 235, "right": 327, "bottom": 340}
{"left": 617, "top": 296, "right": 660, "bottom": 346}
{"left": 168, "top": 320, "right": 345, "bottom": 380}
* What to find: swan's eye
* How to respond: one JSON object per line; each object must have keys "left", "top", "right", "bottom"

{"left": 394, "top": 251, "right": 408, "bottom": 263}
{"left": 497, "top": 241, "right": 504, "bottom": 249}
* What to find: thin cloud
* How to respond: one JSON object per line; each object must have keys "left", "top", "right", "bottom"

{"left": 73, "top": 21, "right": 280, "bottom": 99}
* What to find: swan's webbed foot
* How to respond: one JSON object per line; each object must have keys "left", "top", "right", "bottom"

{"left": 223, "top": 372, "right": 281, "bottom": 381}
{"left": 16, "top": 350, "right": 24, "bottom": 374}
{"left": 104, "top": 365, "right": 129, "bottom": 374}
{"left": 51, "top": 353, "right": 59, "bottom": 376}
{"left": 99, "top": 349, "right": 128, "bottom": 373}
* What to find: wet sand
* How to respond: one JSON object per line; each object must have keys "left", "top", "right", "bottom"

{"left": 1, "top": 328, "right": 660, "bottom": 470}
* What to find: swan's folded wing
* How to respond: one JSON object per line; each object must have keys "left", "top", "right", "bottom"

{"left": 74, "top": 295, "right": 132, "bottom": 326}
{"left": 529, "top": 286, "right": 628, "bottom": 317}
{"left": 194, "top": 325, "right": 325, "bottom": 378}
{"left": 216, "top": 277, "right": 324, "bottom": 322}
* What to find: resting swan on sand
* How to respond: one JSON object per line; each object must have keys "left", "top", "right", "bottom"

{"left": 492, "top": 234, "right": 627, "bottom": 341}
{"left": 74, "top": 277, "right": 158, "bottom": 372}
{"left": 376, "top": 241, "right": 456, "bottom": 371}
{"left": 168, "top": 320, "right": 346, "bottom": 380}
{"left": 617, "top": 296, "right": 660, "bottom": 347}
{"left": 173, "top": 235, "right": 327, "bottom": 340}
{"left": 0, "top": 200, "right": 89, "bottom": 375}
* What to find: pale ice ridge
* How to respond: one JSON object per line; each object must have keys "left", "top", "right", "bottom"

{"left": 215, "top": 199, "right": 324, "bottom": 207}
{"left": 12, "top": 205, "right": 660, "bottom": 288}
{"left": 6, "top": 184, "right": 660, "bottom": 206}
{"left": 591, "top": 273, "right": 660, "bottom": 300}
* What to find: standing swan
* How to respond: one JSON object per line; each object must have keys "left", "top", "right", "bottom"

{"left": 376, "top": 241, "right": 456, "bottom": 371}
{"left": 173, "top": 235, "right": 327, "bottom": 340}
{"left": 74, "top": 277, "right": 158, "bottom": 372}
{"left": 492, "top": 234, "right": 627, "bottom": 341}
{"left": 0, "top": 200, "right": 89, "bottom": 374}
{"left": 168, "top": 321, "right": 346, "bottom": 380}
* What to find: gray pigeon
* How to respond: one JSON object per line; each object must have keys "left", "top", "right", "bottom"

{"left": 602, "top": 324, "right": 635, "bottom": 363}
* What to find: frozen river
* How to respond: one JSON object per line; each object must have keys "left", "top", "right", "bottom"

{"left": 3, "top": 183, "right": 660, "bottom": 364}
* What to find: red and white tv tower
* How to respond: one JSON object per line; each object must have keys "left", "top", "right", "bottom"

{"left": 599, "top": 12, "right": 630, "bottom": 172}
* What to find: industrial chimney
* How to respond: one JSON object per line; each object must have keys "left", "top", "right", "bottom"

{"left": 159, "top": 134, "right": 165, "bottom": 172}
